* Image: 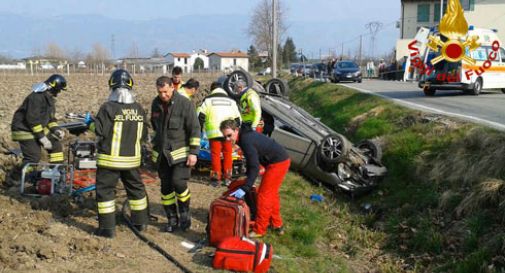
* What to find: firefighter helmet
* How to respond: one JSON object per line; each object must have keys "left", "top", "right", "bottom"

{"left": 44, "top": 74, "right": 67, "bottom": 92}
{"left": 109, "top": 69, "right": 134, "bottom": 90}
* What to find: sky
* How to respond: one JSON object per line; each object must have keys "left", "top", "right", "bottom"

{"left": 0, "top": 0, "right": 399, "bottom": 22}
{"left": 0, "top": 0, "right": 401, "bottom": 58}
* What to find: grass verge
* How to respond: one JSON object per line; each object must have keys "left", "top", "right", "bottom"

{"left": 269, "top": 78, "right": 505, "bottom": 272}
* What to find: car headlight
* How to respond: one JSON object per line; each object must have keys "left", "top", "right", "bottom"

{"left": 354, "top": 71, "right": 361, "bottom": 76}
{"left": 335, "top": 71, "right": 342, "bottom": 75}
{"left": 337, "top": 163, "right": 352, "bottom": 180}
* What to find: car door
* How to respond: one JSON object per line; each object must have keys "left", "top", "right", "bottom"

{"left": 269, "top": 120, "right": 315, "bottom": 171}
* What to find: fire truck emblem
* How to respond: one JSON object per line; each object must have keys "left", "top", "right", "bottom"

{"left": 427, "top": 0, "right": 480, "bottom": 65}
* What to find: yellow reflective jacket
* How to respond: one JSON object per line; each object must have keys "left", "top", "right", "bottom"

{"left": 239, "top": 88, "right": 261, "bottom": 128}
{"left": 197, "top": 88, "right": 241, "bottom": 139}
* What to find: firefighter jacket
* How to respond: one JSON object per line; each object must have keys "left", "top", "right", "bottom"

{"left": 150, "top": 92, "right": 200, "bottom": 165}
{"left": 239, "top": 88, "right": 262, "bottom": 128}
{"left": 94, "top": 101, "right": 147, "bottom": 170}
{"left": 11, "top": 91, "right": 61, "bottom": 141}
{"left": 197, "top": 88, "right": 241, "bottom": 139}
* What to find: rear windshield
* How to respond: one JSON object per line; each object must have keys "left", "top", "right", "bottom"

{"left": 337, "top": 62, "right": 358, "bottom": 69}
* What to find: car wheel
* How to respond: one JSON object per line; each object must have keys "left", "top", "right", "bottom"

{"left": 357, "top": 139, "right": 383, "bottom": 162}
{"left": 423, "top": 86, "right": 436, "bottom": 96}
{"left": 501, "top": 88, "right": 505, "bottom": 94}
{"left": 357, "top": 79, "right": 362, "bottom": 83}
{"left": 469, "top": 78, "right": 482, "bottom": 96}
{"left": 224, "top": 69, "right": 253, "bottom": 96}
{"left": 318, "top": 134, "right": 350, "bottom": 164}
{"left": 264, "top": 78, "right": 289, "bottom": 97}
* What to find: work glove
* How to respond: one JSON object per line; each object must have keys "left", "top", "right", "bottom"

{"left": 39, "top": 136, "right": 53, "bottom": 150}
{"left": 229, "top": 188, "right": 246, "bottom": 199}
{"left": 53, "top": 129, "right": 65, "bottom": 140}
{"left": 84, "top": 112, "right": 94, "bottom": 126}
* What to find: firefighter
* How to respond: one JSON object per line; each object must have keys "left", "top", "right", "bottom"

{"left": 172, "top": 66, "right": 184, "bottom": 91}
{"left": 151, "top": 76, "right": 200, "bottom": 232}
{"left": 220, "top": 119, "right": 290, "bottom": 238}
{"left": 6, "top": 74, "right": 67, "bottom": 187}
{"left": 94, "top": 69, "right": 149, "bottom": 238}
{"left": 234, "top": 79, "right": 262, "bottom": 132}
{"left": 197, "top": 81, "right": 241, "bottom": 186}
{"left": 178, "top": 78, "right": 200, "bottom": 100}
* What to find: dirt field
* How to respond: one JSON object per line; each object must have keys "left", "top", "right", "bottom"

{"left": 0, "top": 72, "right": 233, "bottom": 273}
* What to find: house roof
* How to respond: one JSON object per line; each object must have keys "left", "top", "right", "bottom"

{"left": 209, "top": 52, "right": 248, "bottom": 58}
{"left": 169, "top": 53, "right": 191, "bottom": 58}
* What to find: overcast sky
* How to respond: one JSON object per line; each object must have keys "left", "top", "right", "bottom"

{"left": 0, "top": 0, "right": 399, "bottom": 22}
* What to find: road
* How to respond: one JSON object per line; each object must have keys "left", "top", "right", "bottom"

{"left": 340, "top": 79, "right": 505, "bottom": 131}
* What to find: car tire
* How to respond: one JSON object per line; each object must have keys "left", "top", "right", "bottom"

{"left": 357, "top": 79, "right": 362, "bottom": 83}
{"left": 264, "top": 78, "right": 289, "bottom": 97}
{"left": 469, "top": 78, "right": 482, "bottom": 96}
{"left": 318, "top": 134, "right": 350, "bottom": 164}
{"left": 501, "top": 88, "right": 505, "bottom": 94}
{"left": 357, "top": 139, "right": 383, "bottom": 162}
{"left": 423, "top": 86, "right": 436, "bottom": 96}
{"left": 224, "top": 69, "right": 253, "bottom": 96}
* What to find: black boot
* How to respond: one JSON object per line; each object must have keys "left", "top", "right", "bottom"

{"left": 94, "top": 228, "right": 115, "bottom": 238}
{"left": 163, "top": 204, "right": 178, "bottom": 233}
{"left": 96, "top": 212, "right": 116, "bottom": 238}
{"left": 178, "top": 198, "right": 191, "bottom": 231}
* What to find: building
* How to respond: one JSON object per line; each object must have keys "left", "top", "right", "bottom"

{"left": 189, "top": 50, "right": 209, "bottom": 72}
{"left": 396, "top": 0, "right": 505, "bottom": 60}
{"left": 208, "top": 51, "right": 249, "bottom": 72}
{"left": 164, "top": 53, "right": 191, "bottom": 73}
{"left": 117, "top": 57, "right": 170, "bottom": 74}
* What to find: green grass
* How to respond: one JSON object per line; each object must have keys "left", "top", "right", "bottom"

{"left": 269, "top": 78, "right": 505, "bottom": 272}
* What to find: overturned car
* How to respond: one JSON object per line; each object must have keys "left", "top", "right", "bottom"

{"left": 222, "top": 70, "right": 387, "bottom": 193}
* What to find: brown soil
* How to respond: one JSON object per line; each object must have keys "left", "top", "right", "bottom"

{"left": 0, "top": 72, "right": 227, "bottom": 273}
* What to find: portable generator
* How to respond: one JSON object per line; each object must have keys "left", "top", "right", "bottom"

{"left": 20, "top": 163, "right": 74, "bottom": 196}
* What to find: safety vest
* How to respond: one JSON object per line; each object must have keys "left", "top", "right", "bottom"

{"left": 197, "top": 88, "right": 241, "bottom": 139}
{"left": 178, "top": 88, "right": 192, "bottom": 100}
{"left": 94, "top": 101, "right": 147, "bottom": 170}
{"left": 239, "top": 89, "right": 261, "bottom": 128}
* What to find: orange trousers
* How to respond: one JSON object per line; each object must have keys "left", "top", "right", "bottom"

{"left": 210, "top": 138, "right": 233, "bottom": 181}
{"left": 254, "top": 158, "right": 291, "bottom": 235}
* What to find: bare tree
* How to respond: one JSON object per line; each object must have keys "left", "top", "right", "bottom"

{"left": 45, "top": 43, "right": 67, "bottom": 59}
{"left": 247, "top": 0, "right": 287, "bottom": 65}
{"left": 87, "top": 43, "right": 111, "bottom": 74}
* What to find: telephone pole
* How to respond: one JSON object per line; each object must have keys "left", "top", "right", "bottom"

{"left": 272, "top": 0, "right": 278, "bottom": 77}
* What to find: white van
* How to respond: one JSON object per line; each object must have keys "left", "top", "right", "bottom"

{"left": 418, "top": 27, "right": 505, "bottom": 96}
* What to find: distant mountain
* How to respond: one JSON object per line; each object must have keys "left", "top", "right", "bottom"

{"left": 0, "top": 12, "right": 398, "bottom": 59}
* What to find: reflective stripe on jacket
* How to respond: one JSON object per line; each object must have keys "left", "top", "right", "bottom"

{"left": 239, "top": 89, "right": 261, "bottom": 128}
{"left": 197, "top": 88, "right": 241, "bottom": 139}
{"left": 11, "top": 91, "right": 60, "bottom": 141}
{"left": 150, "top": 92, "right": 200, "bottom": 165}
{"left": 94, "top": 101, "right": 147, "bottom": 170}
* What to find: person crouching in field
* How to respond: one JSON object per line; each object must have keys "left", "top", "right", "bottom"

{"left": 93, "top": 69, "right": 149, "bottom": 238}
{"left": 6, "top": 74, "right": 67, "bottom": 187}
{"left": 220, "top": 119, "right": 291, "bottom": 238}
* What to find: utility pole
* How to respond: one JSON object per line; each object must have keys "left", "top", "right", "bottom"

{"left": 359, "top": 35, "right": 363, "bottom": 66}
{"left": 365, "top": 21, "right": 383, "bottom": 59}
{"left": 272, "top": 0, "right": 278, "bottom": 78}
{"left": 341, "top": 42, "right": 344, "bottom": 59}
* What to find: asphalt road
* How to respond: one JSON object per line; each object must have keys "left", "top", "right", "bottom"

{"left": 340, "top": 79, "right": 505, "bottom": 131}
